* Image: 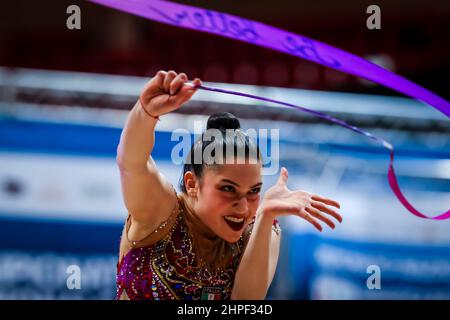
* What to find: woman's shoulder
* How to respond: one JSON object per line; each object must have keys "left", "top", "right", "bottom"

{"left": 118, "top": 187, "right": 185, "bottom": 262}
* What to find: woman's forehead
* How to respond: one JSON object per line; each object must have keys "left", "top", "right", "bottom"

{"left": 205, "top": 163, "right": 262, "bottom": 184}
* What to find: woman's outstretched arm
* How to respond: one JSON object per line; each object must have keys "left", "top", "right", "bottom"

{"left": 231, "top": 210, "right": 281, "bottom": 300}
{"left": 231, "top": 167, "right": 342, "bottom": 300}
{"left": 116, "top": 70, "right": 201, "bottom": 231}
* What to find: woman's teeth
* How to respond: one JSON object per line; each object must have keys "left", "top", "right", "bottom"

{"left": 224, "top": 216, "right": 244, "bottom": 223}
{"left": 223, "top": 216, "right": 245, "bottom": 231}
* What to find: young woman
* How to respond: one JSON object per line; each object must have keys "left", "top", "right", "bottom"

{"left": 115, "top": 70, "right": 342, "bottom": 300}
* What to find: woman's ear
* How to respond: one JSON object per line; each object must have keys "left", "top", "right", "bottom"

{"left": 184, "top": 171, "right": 198, "bottom": 197}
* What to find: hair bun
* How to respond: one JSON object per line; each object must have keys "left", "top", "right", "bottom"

{"left": 206, "top": 112, "right": 240, "bottom": 131}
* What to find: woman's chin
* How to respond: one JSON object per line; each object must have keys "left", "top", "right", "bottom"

{"left": 213, "top": 217, "right": 249, "bottom": 243}
{"left": 219, "top": 229, "right": 243, "bottom": 244}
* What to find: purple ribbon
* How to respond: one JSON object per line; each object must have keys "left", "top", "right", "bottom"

{"left": 89, "top": 0, "right": 450, "bottom": 219}
{"left": 197, "top": 84, "right": 450, "bottom": 220}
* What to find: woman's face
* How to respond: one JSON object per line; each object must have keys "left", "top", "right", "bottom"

{"left": 190, "top": 161, "right": 263, "bottom": 243}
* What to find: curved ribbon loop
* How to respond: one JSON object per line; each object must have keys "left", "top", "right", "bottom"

{"left": 90, "top": 0, "right": 450, "bottom": 219}
{"left": 196, "top": 84, "right": 450, "bottom": 220}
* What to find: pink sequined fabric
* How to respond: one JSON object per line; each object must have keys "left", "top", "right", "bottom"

{"left": 116, "top": 210, "right": 249, "bottom": 300}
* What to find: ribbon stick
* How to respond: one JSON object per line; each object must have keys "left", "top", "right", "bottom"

{"left": 89, "top": 0, "right": 450, "bottom": 219}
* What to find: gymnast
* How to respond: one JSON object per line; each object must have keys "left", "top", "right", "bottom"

{"left": 115, "top": 70, "right": 342, "bottom": 300}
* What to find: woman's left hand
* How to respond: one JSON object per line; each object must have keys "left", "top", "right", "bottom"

{"left": 259, "top": 167, "right": 342, "bottom": 232}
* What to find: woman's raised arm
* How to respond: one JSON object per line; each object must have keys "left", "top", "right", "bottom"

{"left": 116, "top": 70, "right": 201, "bottom": 230}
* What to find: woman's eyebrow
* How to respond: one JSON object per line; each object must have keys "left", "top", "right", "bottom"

{"left": 220, "top": 179, "right": 262, "bottom": 188}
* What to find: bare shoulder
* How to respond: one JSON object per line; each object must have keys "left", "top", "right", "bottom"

{"left": 118, "top": 188, "right": 181, "bottom": 262}
{"left": 127, "top": 182, "right": 179, "bottom": 243}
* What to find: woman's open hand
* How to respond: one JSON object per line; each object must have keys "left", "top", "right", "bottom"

{"left": 259, "top": 167, "right": 342, "bottom": 232}
{"left": 139, "top": 70, "right": 202, "bottom": 117}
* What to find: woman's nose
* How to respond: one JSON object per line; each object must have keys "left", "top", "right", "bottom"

{"left": 233, "top": 196, "right": 248, "bottom": 213}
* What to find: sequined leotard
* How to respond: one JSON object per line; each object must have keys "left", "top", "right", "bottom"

{"left": 116, "top": 194, "right": 253, "bottom": 300}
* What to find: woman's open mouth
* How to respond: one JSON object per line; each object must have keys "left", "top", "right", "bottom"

{"left": 223, "top": 215, "right": 245, "bottom": 232}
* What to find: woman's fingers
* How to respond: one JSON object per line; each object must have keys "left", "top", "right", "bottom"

{"left": 141, "top": 70, "right": 166, "bottom": 100}
{"left": 311, "top": 201, "right": 343, "bottom": 223}
{"left": 152, "top": 70, "right": 166, "bottom": 90}
{"left": 171, "top": 77, "right": 202, "bottom": 106}
{"left": 306, "top": 206, "right": 335, "bottom": 229}
{"left": 163, "top": 70, "right": 177, "bottom": 93}
{"left": 192, "top": 78, "right": 202, "bottom": 88}
{"left": 300, "top": 210, "right": 323, "bottom": 232}
{"left": 311, "top": 195, "right": 340, "bottom": 209}
{"left": 169, "top": 73, "right": 188, "bottom": 95}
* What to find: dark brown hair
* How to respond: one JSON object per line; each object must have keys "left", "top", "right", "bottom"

{"left": 178, "top": 112, "right": 262, "bottom": 192}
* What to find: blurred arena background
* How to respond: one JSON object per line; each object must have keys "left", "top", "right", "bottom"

{"left": 0, "top": 0, "right": 449, "bottom": 299}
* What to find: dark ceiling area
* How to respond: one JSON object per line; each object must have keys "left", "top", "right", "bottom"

{"left": 1, "top": 0, "right": 449, "bottom": 99}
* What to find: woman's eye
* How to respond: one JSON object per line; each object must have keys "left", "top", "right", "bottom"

{"left": 221, "top": 185, "right": 235, "bottom": 192}
{"left": 249, "top": 188, "right": 261, "bottom": 194}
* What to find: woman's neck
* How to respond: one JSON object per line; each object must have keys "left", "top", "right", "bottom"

{"left": 180, "top": 193, "right": 218, "bottom": 240}
{"left": 179, "top": 193, "right": 237, "bottom": 271}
